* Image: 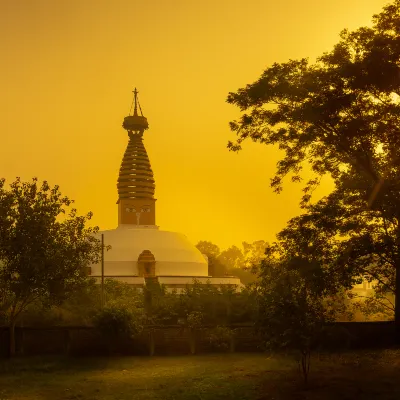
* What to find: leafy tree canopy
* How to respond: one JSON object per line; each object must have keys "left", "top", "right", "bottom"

{"left": 227, "top": 0, "right": 400, "bottom": 208}
{"left": 0, "top": 177, "right": 102, "bottom": 355}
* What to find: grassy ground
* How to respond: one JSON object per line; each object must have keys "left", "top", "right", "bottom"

{"left": 0, "top": 350, "right": 400, "bottom": 400}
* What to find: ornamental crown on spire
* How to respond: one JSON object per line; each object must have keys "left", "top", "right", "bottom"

{"left": 122, "top": 88, "right": 149, "bottom": 134}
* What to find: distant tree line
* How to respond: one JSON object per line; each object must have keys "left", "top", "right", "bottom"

{"left": 195, "top": 240, "right": 267, "bottom": 284}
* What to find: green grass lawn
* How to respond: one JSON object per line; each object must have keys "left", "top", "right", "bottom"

{"left": 0, "top": 350, "right": 400, "bottom": 400}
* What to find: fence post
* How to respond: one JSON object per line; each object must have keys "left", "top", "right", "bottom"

{"left": 149, "top": 329, "right": 155, "bottom": 356}
{"left": 230, "top": 329, "right": 236, "bottom": 353}
{"left": 64, "top": 329, "right": 71, "bottom": 355}
{"left": 18, "top": 327, "right": 24, "bottom": 355}
{"left": 189, "top": 328, "right": 196, "bottom": 355}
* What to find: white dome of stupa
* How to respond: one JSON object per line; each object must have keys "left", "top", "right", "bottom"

{"left": 91, "top": 225, "right": 208, "bottom": 277}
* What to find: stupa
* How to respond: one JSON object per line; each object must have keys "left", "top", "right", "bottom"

{"left": 89, "top": 89, "right": 243, "bottom": 293}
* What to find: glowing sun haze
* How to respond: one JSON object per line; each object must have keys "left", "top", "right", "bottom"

{"left": 0, "top": 0, "right": 389, "bottom": 250}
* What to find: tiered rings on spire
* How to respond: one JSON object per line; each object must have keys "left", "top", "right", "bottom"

{"left": 118, "top": 88, "right": 155, "bottom": 200}
{"left": 117, "top": 133, "right": 155, "bottom": 199}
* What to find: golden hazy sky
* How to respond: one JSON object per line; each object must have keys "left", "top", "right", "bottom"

{"left": 1, "top": 0, "right": 389, "bottom": 250}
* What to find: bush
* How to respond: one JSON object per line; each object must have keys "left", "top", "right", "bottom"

{"left": 206, "top": 326, "right": 233, "bottom": 352}
{"left": 186, "top": 311, "right": 204, "bottom": 329}
{"left": 93, "top": 306, "right": 143, "bottom": 353}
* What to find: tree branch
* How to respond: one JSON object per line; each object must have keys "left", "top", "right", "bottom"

{"left": 352, "top": 293, "right": 394, "bottom": 312}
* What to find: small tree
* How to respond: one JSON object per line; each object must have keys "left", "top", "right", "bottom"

{"left": 256, "top": 258, "right": 338, "bottom": 385}
{"left": 0, "top": 177, "right": 102, "bottom": 356}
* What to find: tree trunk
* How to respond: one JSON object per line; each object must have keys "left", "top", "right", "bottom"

{"left": 9, "top": 320, "right": 16, "bottom": 357}
{"left": 64, "top": 329, "right": 71, "bottom": 355}
{"left": 300, "top": 350, "right": 311, "bottom": 386}
{"left": 149, "top": 331, "right": 155, "bottom": 356}
{"left": 395, "top": 263, "right": 400, "bottom": 345}
{"left": 189, "top": 328, "right": 196, "bottom": 355}
{"left": 229, "top": 332, "right": 235, "bottom": 353}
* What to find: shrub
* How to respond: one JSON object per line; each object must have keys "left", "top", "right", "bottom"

{"left": 206, "top": 326, "right": 233, "bottom": 352}
{"left": 92, "top": 306, "right": 143, "bottom": 354}
{"left": 186, "top": 311, "right": 204, "bottom": 329}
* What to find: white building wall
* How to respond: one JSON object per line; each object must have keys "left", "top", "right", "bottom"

{"left": 90, "top": 261, "right": 209, "bottom": 277}
{"left": 91, "top": 227, "right": 209, "bottom": 276}
{"left": 89, "top": 275, "right": 244, "bottom": 292}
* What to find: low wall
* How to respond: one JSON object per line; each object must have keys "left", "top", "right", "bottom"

{"left": 329, "top": 321, "right": 395, "bottom": 348}
{"left": 0, "top": 321, "right": 396, "bottom": 358}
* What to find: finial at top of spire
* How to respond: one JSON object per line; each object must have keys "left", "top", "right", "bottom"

{"left": 122, "top": 88, "right": 149, "bottom": 134}
{"left": 133, "top": 88, "right": 139, "bottom": 116}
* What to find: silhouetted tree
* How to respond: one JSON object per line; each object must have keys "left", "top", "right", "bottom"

{"left": 227, "top": 0, "right": 400, "bottom": 340}
{"left": 222, "top": 241, "right": 267, "bottom": 284}
{"left": 0, "top": 177, "right": 102, "bottom": 356}
{"left": 197, "top": 240, "right": 265, "bottom": 283}
{"left": 218, "top": 246, "right": 245, "bottom": 270}
{"left": 242, "top": 240, "right": 269, "bottom": 270}
{"left": 196, "top": 241, "right": 226, "bottom": 276}
{"left": 196, "top": 241, "right": 220, "bottom": 259}
{"left": 258, "top": 264, "right": 327, "bottom": 385}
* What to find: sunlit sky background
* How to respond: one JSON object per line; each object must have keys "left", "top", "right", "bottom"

{"left": 1, "top": 0, "right": 390, "bottom": 250}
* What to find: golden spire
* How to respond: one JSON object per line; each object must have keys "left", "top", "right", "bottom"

{"left": 117, "top": 89, "right": 156, "bottom": 225}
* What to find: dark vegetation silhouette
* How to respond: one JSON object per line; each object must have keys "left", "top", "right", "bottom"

{"left": 226, "top": 0, "right": 400, "bottom": 344}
